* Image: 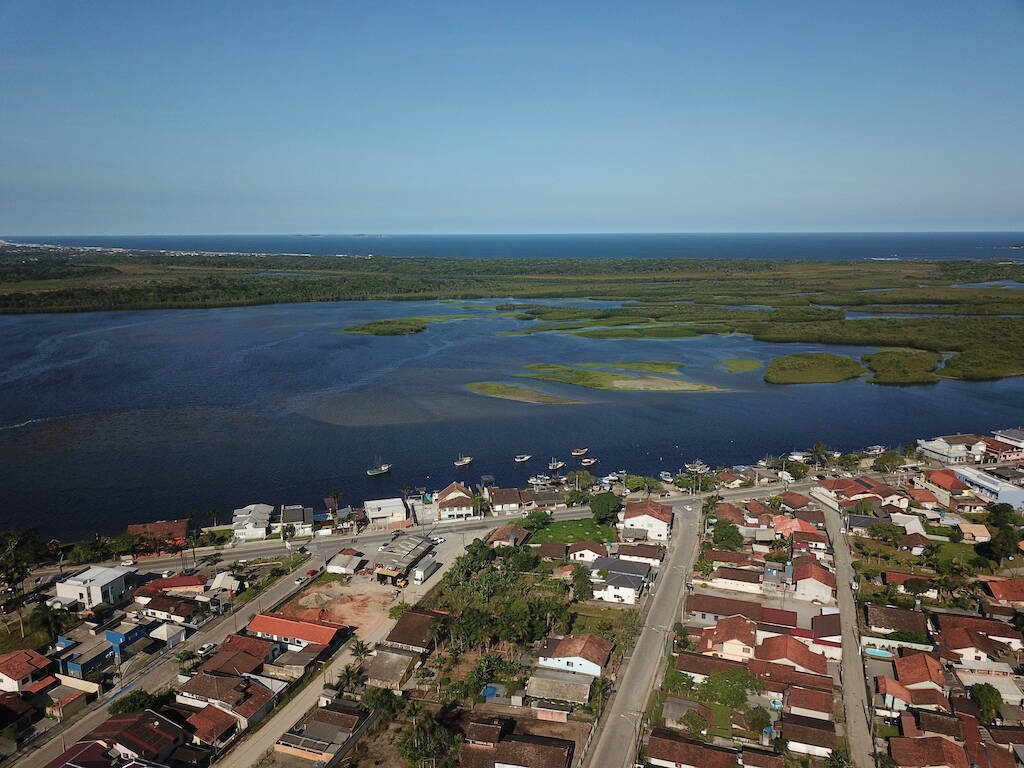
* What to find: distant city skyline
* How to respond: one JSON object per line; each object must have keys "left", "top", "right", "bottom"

{"left": 1, "top": 1, "right": 1022, "bottom": 234}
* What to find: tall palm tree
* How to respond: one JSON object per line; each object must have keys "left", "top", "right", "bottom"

{"left": 350, "top": 638, "right": 372, "bottom": 664}
{"left": 28, "top": 605, "right": 66, "bottom": 644}
{"left": 187, "top": 510, "right": 198, "bottom": 566}
{"left": 207, "top": 508, "right": 220, "bottom": 527}
{"left": 336, "top": 663, "right": 364, "bottom": 692}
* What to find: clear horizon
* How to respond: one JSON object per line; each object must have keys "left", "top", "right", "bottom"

{"left": 2, "top": 1, "right": 1022, "bottom": 234}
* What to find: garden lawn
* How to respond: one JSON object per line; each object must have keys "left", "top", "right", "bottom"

{"left": 531, "top": 519, "right": 618, "bottom": 544}
{"left": 935, "top": 541, "right": 977, "bottom": 567}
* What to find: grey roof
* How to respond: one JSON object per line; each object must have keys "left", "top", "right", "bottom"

{"left": 995, "top": 428, "right": 1024, "bottom": 442}
{"left": 374, "top": 535, "right": 432, "bottom": 572}
{"left": 590, "top": 556, "right": 650, "bottom": 578}
{"left": 281, "top": 505, "right": 313, "bottom": 525}
{"left": 846, "top": 514, "right": 890, "bottom": 529}
{"left": 365, "top": 648, "right": 418, "bottom": 684}
{"left": 605, "top": 572, "right": 645, "bottom": 590}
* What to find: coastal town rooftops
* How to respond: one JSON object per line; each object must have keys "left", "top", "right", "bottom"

{"left": 890, "top": 736, "right": 968, "bottom": 768}
{"left": 713, "top": 503, "right": 745, "bottom": 524}
{"left": 795, "top": 508, "right": 826, "bottom": 525}
{"left": 220, "top": 633, "right": 276, "bottom": 659}
{"left": 877, "top": 677, "right": 951, "bottom": 710}
{"left": 711, "top": 566, "right": 763, "bottom": 584}
{"left": 246, "top": 613, "right": 344, "bottom": 646}
{"left": 987, "top": 580, "right": 1024, "bottom": 603}
{"left": 780, "top": 713, "right": 836, "bottom": 749}
{"left": 460, "top": 731, "right": 574, "bottom": 768}
{"left": 924, "top": 470, "right": 970, "bottom": 492}
{"left": 541, "top": 634, "right": 613, "bottom": 667}
{"left": 934, "top": 612, "right": 1023, "bottom": 641}
{"left": 538, "top": 542, "right": 567, "bottom": 560}
{"left": 488, "top": 525, "right": 530, "bottom": 546}
{"left": 62, "top": 564, "right": 133, "bottom": 587}
{"left": 646, "top": 728, "right": 740, "bottom": 768}
{"left": 487, "top": 487, "right": 524, "bottom": 507}
{"left": 967, "top": 743, "right": 1015, "bottom": 768}
{"left": 675, "top": 651, "right": 748, "bottom": 677}
{"left": 754, "top": 635, "right": 828, "bottom": 675}
{"left": 812, "top": 612, "right": 842, "bottom": 639}
{"left": 384, "top": 608, "right": 446, "bottom": 651}
{"left": 280, "top": 504, "right": 313, "bottom": 524}
{"left": 568, "top": 540, "right": 607, "bottom": 557}
{"left": 590, "top": 556, "right": 650, "bottom": 578}
{"left": 617, "top": 543, "right": 665, "bottom": 561}
{"left": 186, "top": 704, "right": 237, "bottom": 745}
{"left": 779, "top": 491, "right": 814, "bottom": 509}
{"left": 793, "top": 560, "right": 836, "bottom": 589}
{"left": 0, "top": 649, "right": 50, "bottom": 681}
{"left": 788, "top": 686, "right": 834, "bottom": 713}
{"left": 687, "top": 593, "right": 798, "bottom": 627}
{"left": 749, "top": 660, "right": 833, "bottom": 692}
{"left": 623, "top": 499, "right": 673, "bottom": 525}
{"left": 700, "top": 615, "right": 757, "bottom": 649}
{"left": 743, "top": 751, "right": 785, "bottom": 768}
{"left": 895, "top": 653, "right": 946, "bottom": 688}
{"left": 199, "top": 648, "right": 263, "bottom": 676}
{"left": 126, "top": 518, "right": 188, "bottom": 543}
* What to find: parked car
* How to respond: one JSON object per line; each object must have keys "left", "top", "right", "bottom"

{"left": 197, "top": 643, "right": 217, "bottom": 657}
{"left": 430, "top": 536, "right": 446, "bottom": 545}
{"left": 294, "top": 575, "right": 308, "bottom": 585}
{"left": 23, "top": 593, "right": 44, "bottom": 605}
{"left": 377, "top": 544, "right": 387, "bottom": 552}
{"left": 161, "top": 569, "right": 176, "bottom": 578}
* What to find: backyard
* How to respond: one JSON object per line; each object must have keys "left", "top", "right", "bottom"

{"left": 530, "top": 518, "right": 618, "bottom": 544}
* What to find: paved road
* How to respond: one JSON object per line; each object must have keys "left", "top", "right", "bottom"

{"left": 822, "top": 502, "right": 874, "bottom": 768}
{"left": 585, "top": 499, "right": 701, "bottom": 768}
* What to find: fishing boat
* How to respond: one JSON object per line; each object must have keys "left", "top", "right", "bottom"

{"left": 570, "top": 448, "right": 589, "bottom": 457}
{"left": 602, "top": 473, "right": 619, "bottom": 483}
{"left": 528, "top": 474, "right": 551, "bottom": 485}
{"left": 864, "top": 445, "right": 886, "bottom": 455}
{"left": 366, "top": 459, "right": 391, "bottom": 476}
{"left": 581, "top": 457, "right": 598, "bottom": 467}
{"left": 659, "top": 471, "right": 674, "bottom": 482}
{"left": 454, "top": 454, "right": 473, "bottom": 467}
{"left": 685, "top": 460, "right": 710, "bottom": 474}
{"left": 548, "top": 458, "right": 565, "bottom": 470}
{"left": 514, "top": 454, "right": 532, "bottom": 463}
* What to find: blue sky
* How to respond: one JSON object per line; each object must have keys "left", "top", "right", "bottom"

{"left": 1, "top": 1, "right": 1022, "bottom": 234}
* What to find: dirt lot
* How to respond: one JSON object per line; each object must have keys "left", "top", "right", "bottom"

{"left": 277, "top": 574, "right": 394, "bottom": 636}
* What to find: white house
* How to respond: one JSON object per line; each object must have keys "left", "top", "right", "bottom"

{"left": 592, "top": 573, "right": 644, "bottom": 605}
{"left": 537, "top": 634, "right": 613, "bottom": 678}
{"left": 275, "top": 505, "right": 314, "bottom": 537}
{"left": 0, "top": 649, "right": 52, "bottom": 693}
{"left": 363, "top": 498, "right": 408, "bottom": 527}
{"left": 232, "top": 503, "right": 273, "bottom": 541}
{"left": 55, "top": 565, "right": 134, "bottom": 609}
{"left": 435, "top": 482, "right": 475, "bottom": 521}
{"left": 917, "top": 434, "right": 987, "bottom": 464}
{"left": 617, "top": 499, "right": 673, "bottom": 541}
{"left": 485, "top": 487, "right": 524, "bottom": 515}
{"left": 568, "top": 541, "right": 607, "bottom": 563}
{"left": 792, "top": 562, "right": 836, "bottom": 603}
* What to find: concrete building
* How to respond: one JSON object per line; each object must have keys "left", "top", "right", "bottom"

{"left": 953, "top": 466, "right": 1024, "bottom": 509}
{"left": 916, "top": 434, "right": 987, "bottom": 464}
{"left": 363, "top": 498, "right": 408, "bottom": 528}
{"left": 55, "top": 566, "right": 134, "bottom": 610}
{"left": 537, "top": 634, "right": 613, "bottom": 678}
{"left": 232, "top": 503, "right": 273, "bottom": 541}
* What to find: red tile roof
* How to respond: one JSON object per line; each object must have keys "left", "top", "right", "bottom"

{"left": 934, "top": 613, "right": 1023, "bottom": 641}
{"left": 568, "top": 540, "right": 607, "bottom": 557}
{"left": 894, "top": 652, "right": 945, "bottom": 688}
{"left": 675, "top": 651, "right": 748, "bottom": 677}
{"left": 924, "top": 470, "right": 969, "bottom": 492}
{"left": 967, "top": 742, "right": 1015, "bottom": 768}
{"left": 794, "top": 561, "right": 836, "bottom": 589}
{"left": 144, "top": 574, "right": 207, "bottom": 591}
{"left": 755, "top": 635, "right": 828, "bottom": 675}
{"left": 647, "top": 728, "right": 740, "bottom": 768}
{"left": 186, "top": 704, "right": 237, "bottom": 744}
{"left": 623, "top": 499, "right": 673, "bottom": 525}
{"left": 246, "top": 613, "right": 344, "bottom": 646}
{"left": 907, "top": 488, "right": 938, "bottom": 504}
{"left": 699, "top": 615, "right": 757, "bottom": 652}
{"left": 714, "top": 503, "right": 745, "bottom": 524}
{"left": 687, "top": 594, "right": 797, "bottom": 627}
{"left": 487, "top": 525, "right": 531, "bottom": 545}
{"left": 988, "top": 580, "right": 1024, "bottom": 604}
{"left": 878, "top": 676, "right": 951, "bottom": 711}
{"left": 749, "top": 660, "right": 833, "bottom": 693}
{"left": 788, "top": 686, "right": 833, "bottom": 713}
{"left": 126, "top": 518, "right": 189, "bottom": 543}
{"left": 198, "top": 649, "right": 263, "bottom": 676}
{"left": 0, "top": 649, "right": 50, "bottom": 681}
{"left": 220, "top": 633, "right": 276, "bottom": 660}
{"left": 884, "top": 572, "right": 933, "bottom": 587}
{"left": 890, "top": 737, "right": 968, "bottom": 768}
{"left": 88, "top": 709, "right": 183, "bottom": 760}
{"left": 547, "top": 634, "right": 613, "bottom": 667}
{"left": 779, "top": 492, "right": 813, "bottom": 509}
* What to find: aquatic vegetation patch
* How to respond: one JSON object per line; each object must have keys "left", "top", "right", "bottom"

{"left": 862, "top": 349, "right": 944, "bottom": 385}
{"left": 763, "top": 353, "right": 867, "bottom": 384}
{"left": 465, "top": 382, "right": 581, "bottom": 404}
{"left": 337, "top": 314, "right": 475, "bottom": 335}
{"left": 517, "top": 363, "right": 722, "bottom": 392}
{"left": 717, "top": 358, "right": 763, "bottom": 373}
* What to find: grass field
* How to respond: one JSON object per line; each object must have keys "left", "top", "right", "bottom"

{"left": 763, "top": 352, "right": 867, "bottom": 384}
{"left": 466, "top": 381, "right": 580, "bottom": 404}
{"left": 518, "top": 363, "right": 721, "bottom": 392}
{"left": 934, "top": 541, "right": 976, "bottom": 567}
{"left": 717, "top": 358, "right": 762, "bottom": 373}
{"left": 863, "top": 349, "right": 944, "bottom": 385}
{"left": 337, "top": 314, "right": 475, "bottom": 335}
{"left": 531, "top": 518, "right": 618, "bottom": 543}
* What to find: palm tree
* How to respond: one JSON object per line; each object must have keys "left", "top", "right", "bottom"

{"left": 336, "top": 663, "right": 364, "bottom": 693}
{"left": 28, "top": 605, "right": 66, "bottom": 644}
{"left": 207, "top": 508, "right": 220, "bottom": 527}
{"left": 350, "top": 638, "right": 372, "bottom": 664}
{"left": 810, "top": 442, "right": 829, "bottom": 468}
{"left": 187, "top": 510, "right": 198, "bottom": 566}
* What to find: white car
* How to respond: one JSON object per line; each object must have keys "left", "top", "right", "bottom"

{"left": 378, "top": 544, "right": 387, "bottom": 552}
{"left": 430, "top": 537, "right": 446, "bottom": 545}
{"left": 197, "top": 643, "right": 216, "bottom": 657}
{"left": 161, "top": 570, "right": 176, "bottom": 578}
{"left": 294, "top": 575, "right": 308, "bottom": 585}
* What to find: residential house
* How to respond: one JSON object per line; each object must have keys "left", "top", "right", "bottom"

{"left": 538, "top": 542, "right": 567, "bottom": 561}
{"left": 486, "top": 487, "right": 525, "bottom": 515}
{"left": 125, "top": 519, "right": 189, "bottom": 549}
{"left": 537, "top": 634, "right": 613, "bottom": 678}
{"left": 933, "top": 614, "right": 1022, "bottom": 651}
{"left": 914, "top": 471, "right": 984, "bottom": 512}
{"left": 986, "top": 580, "right": 1024, "bottom": 608}
{"left": 890, "top": 736, "right": 968, "bottom": 768}
{"left": 617, "top": 543, "right": 665, "bottom": 567}
{"left": 981, "top": 437, "right": 1024, "bottom": 462}
{"left": 908, "top": 488, "right": 939, "bottom": 509}
{"left": 277, "top": 505, "right": 314, "bottom": 537}
{"left": 899, "top": 533, "right": 931, "bottom": 556}
{"left": 525, "top": 667, "right": 593, "bottom": 705}
{"left": 589, "top": 556, "right": 650, "bottom": 580}
{"left": 674, "top": 652, "right": 748, "bottom": 685}
{"left": 381, "top": 608, "right": 445, "bottom": 655}
{"left": 877, "top": 677, "right": 950, "bottom": 713}
{"left": 246, "top": 613, "right": 343, "bottom": 652}
{"left": 460, "top": 717, "right": 573, "bottom": 768}
{"left": 568, "top": 540, "right": 607, "bottom": 563}
{"left": 87, "top": 709, "right": 185, "bottom": 764}
{"left": 793, "top": 561, "right": 836, "bottom": 602}
{"left": 901, "top": 709, "right": 965, "bottom": 742}
{"left": 712, "top": 502, "right": 745, "bottom": 526}
{"left": 938, "top": 627, "right": 1007, "bottom": 666}
{"left": 884, "top": 572, "right": 938, "bottom": 600}
{"left": 686, "top": 594, "right": 797, "bottom": 629}
{"left": 795, "top": 508, "right": 826, "bottom": 528}
{"left": 780, "top": 713, "right": 836, "bottom": 757}
{"left": 749, "top": 660, "right": 833, "bottom": 695}
{"left": 365, "top": 647, "right": 419, "bottom": 691}
{"left": 993, "top": 428, "right": 1024, "bottom": 449}
{"left": 274, "top": 699, "right": 367, "bottom": 764}
{"left": 646, "top": 728, "right": 740, "bottom": 768}
{"left": 916, "top": 435, "right": 987, "bottom": 465}
{"left": 0, "top": 650, "right": 52, "bottom": 693}
{"left": 176, "top": 673, "right": 276, "bottom": 730}
{"left": 957, "top": 522, "right": 991, "bottom": 543}
{"left": 754, "top": 635, "right": 828, "bottom": 675}
{"left": 780, "top": 492, "right": 814, "bottom": 511}
{"left": 487, "top": 525, "right": 530, "bottom": 548}
{"left": 436, "top": 482, "right": 475, "bottom": 521}
{"left": 232, "top": 503, "right": 273, "bottom": 541}
{"left": 618, "top": 499, "right": 674, "bottom": 541}
{"left": 717, "top": 472, "right": 745, "bottom": 489}
{"left": 186, "top": 704, "right": 238, "bottom": 750}
{"left": 706, "top": 566, "right": 763, "bottom": 594}
{"left": 698, "top": 615, "right": 757, "bottom": 662}
{"left": 787, "top": 687, "right": 834, "bottom": 720}
{"left": 139, "top": 595, "right": 201, "bottom": 626}
{"left": 55, "top": 565, "right": 134, "bottom": 610}
{"left": 894, "top": 653, "right": 946, "bottom": 691}
{"left": 865, "top": 604, "right": 930, "bottom": 637}
{"left": 593, "top": 572, "right": 645, "bottom": 605}
{"left": 811, "top": 612, "right": 842, "bottom": 644}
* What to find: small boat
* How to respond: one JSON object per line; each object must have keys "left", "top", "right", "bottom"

{"left": 528, "top": 474, "right": 551, "bottom": 485}
{"left": 454, "top": 454, "right": 473, "bottom": 467}
{"left": 659, "top": 471, "right": 674, "bottom": 482}
{"left": 514, "top": 454, "right": 532, "bottom": 463}
{"left": 602, "top": 473, "right": 619, "bottom": 483}
{"left": 616, "top": 469, "right": 626, "bottom": 477}
{"left": 548, "top": 458, "right": 565, "bottom": 471}
{"left": 366, "top": 460, "right": 391, "bottom": 476}
{"left": 581, "top": 457, "right": 598, "bottom": 467}
{"left": 864, "top": 445, "right": 886, "bottom": 455}
{"left": 685, "top": 460, "right": 710, "bottom": 474}
{"left": 570, "top": 448, "right": 589, "bottom": 457}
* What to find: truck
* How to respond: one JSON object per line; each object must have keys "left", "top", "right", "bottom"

{"left": 412, "top": 558, "right": 440, "bottom": 585}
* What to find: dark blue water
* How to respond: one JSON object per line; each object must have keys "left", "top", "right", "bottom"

{"left": 4, "top": 232, "right": 1023, "bottom": 261}
{"left": 3, "top": 299, "right": 1023, "bottom": 540}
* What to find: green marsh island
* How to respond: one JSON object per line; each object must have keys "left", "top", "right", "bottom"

{"left": 763, "top": 353, "right": 867, "bottom": 384}
{"left": 465, "top": 382, "right": 581, "bottom": 405}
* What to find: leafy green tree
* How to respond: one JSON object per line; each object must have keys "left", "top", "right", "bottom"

{"left": 697, "top": 668, "right": 763, "bottom": 707}
{"left": 836, "top": 453, "right": 860, "bottom": 470}
{"left": 520, "top": 509, "right": 551, "bottom": 532}
{"left": 502, "top": 546, "right": 540, "bottom": 573}
{"left": 971, "top": 682, "right": 1003, "bottom": 724}
{"left": 682, "top": 709, "right": 707, "bottom": 736}
{"left": 747, "top": 706, "right": 772, "bottom": 734}
{"left": 988, "top": 503, "right": 1020, "bottom": 529}
{"left": 108, "top": 689, "right": 157, "bottom": 715}
{"left": 388, "top": 601, "right": 413, "bottom": 620}
{"left": 590, "top": 492, "right": 622, "bottom": 526}
{"left": 566, "top": 490, "right": 591, "bottom": 506}
{"left": 566, "top": 470, "right": 597, "bottom": 489}
{"left": 695, "top": 555, "right": 714, "bottom": 577}
{"left": 868, "top": 522, "right": 904, "bottom": 546}
{"left": 872, "top": 451, "right": 904, "bottom": 473}
{"left": 572, "top": 565, "right": 593, "bottom": 602}
{"left": 362, "top": 685, "right": 404, "bottom": 716}
{"left": 851, "top": 499, "right": 876, "bottom": 514}
{"left": 712, "top": 519, "right": 743, "bottom": 551}
{"left": 28, "top": 605, "right": 67, "bottom": 643}
{"left": 981, "top": 527, "right": 1020, "bottom": 563}
{"left": 902, "top": 578, "right": 932, "bottom": 596}
{"left": 396, "top": 711, "right": 461, "bottom": 768}
{"left": 825, "top": 749, "right": 852, "bottom": 768}
{"left": 336, "top": 663, "right": 365, "bottom": 692}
